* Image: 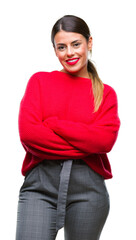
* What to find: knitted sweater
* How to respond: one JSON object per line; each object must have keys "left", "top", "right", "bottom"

{"left": 19, "top": 71, "right": 120, "bottom": 179}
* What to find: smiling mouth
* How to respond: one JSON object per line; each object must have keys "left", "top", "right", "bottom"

{"left": 66, "top": 58, "right": 79, "bottom": 65}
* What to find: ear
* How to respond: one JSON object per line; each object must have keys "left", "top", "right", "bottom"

{"left": 53, "top": 43, "right": 58, "bottom": 57}
{"left": 88, "top": 37, "right": 93, "bottom": 51}
{"left": 54, "top": 47, "right": 58, "bottom": 57}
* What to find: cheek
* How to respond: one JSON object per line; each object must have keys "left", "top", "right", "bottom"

{"left": 78, "top": 46, "right": 88, "bottom": 58}
{"left": 55, "top": 50, "right": 65, "bottom": 60}
{"left": 59, "top": 55, "right": 64, "bottom": 61}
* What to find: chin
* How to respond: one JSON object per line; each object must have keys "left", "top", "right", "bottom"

{"left": 63, "top": 66, "right": 81, "bottom": 74}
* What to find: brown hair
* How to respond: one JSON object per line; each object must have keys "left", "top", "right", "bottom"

{"left": 51, "top": 15, "right": 104, "bottom": 112}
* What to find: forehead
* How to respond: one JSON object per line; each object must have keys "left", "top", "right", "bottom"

{"left": 54, "top": 30, "right": 85, "bottom": 44}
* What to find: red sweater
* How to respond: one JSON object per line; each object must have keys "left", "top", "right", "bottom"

{"left": 19, "top": 71, "right": 120, "bottom": 179}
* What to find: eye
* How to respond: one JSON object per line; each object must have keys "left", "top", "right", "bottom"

{"left": 73, "top": 42, "right": 81, "bottom": 48}
{"left": 57, "top": 45, "right": 66, "bottom": 51}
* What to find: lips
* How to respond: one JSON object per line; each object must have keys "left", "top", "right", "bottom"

{"left": 66, "top": 58, "right": 79, "bottom": 65}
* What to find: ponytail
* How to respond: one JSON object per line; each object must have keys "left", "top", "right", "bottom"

{"left": 87, "top": 60, "right": 104, "bottom": 112}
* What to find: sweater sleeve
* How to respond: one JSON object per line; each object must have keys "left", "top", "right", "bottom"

{"left": 19, "top": 73, "right": 89, "bottom": 160}
{"left": 46, "top": 86, "right": 120, "bottom": 154}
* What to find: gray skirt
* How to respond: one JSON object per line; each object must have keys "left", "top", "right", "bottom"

{"left": 16, "top": 159, "right": 110, "bottom": 240}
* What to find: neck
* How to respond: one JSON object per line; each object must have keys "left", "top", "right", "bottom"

{"left": 60, "top": 68, "right": 90, "bottom": 79}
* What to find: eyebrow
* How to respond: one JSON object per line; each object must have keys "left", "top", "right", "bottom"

{"left": 56, "top": 39, "right": 82, "bottom": 46}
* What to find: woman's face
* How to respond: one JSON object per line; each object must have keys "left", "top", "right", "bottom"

{"left": 54, "top": 30, "right": 92, "bottom": 78}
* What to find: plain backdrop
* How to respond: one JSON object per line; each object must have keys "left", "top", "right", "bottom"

{"left": 0, "top": 0, "right": 136, "bottom": 239}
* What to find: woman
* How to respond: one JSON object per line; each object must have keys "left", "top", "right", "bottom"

{"left": 16, "top": 15, "right": 120, "bottom": 240}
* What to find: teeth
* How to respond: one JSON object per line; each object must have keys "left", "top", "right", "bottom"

{"left": 67, "top": 59, "right": 78, "bottom": 62}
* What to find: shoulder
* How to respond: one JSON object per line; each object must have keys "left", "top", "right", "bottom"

{"left": 27, "top": 71, "right": 59, "bottom": 85}
{"left": 100, "top": 83, "right": 119, "bottom": 109}
{"left": 103, "top": 83, "right": 117, "bottom": 94}
{"left": 29, "top": 71, "right": 58, "bottom": 80}
{"left": 103, "top": 83, "right": 118, "bottom": 100}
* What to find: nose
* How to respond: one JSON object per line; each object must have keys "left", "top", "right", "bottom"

{"left": 67, "top": 46, "right": 74, "bottom": 57}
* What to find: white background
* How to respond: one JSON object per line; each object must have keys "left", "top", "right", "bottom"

{"left": 0, "top": 0, "right": 136, "bottom": 239}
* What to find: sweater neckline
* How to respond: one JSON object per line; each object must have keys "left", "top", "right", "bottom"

{"left": 54, "top": 70, "right": 92, "bottom": 82}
